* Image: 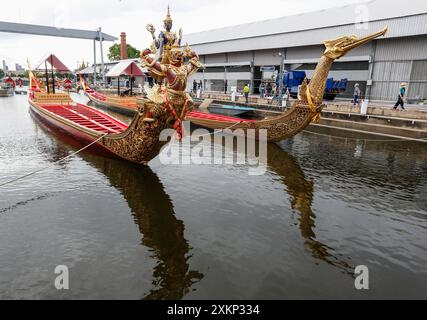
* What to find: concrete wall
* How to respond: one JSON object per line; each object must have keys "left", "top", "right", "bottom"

{"left": 189, "top": 15, "right": 427, "bottom": 55}
{"left": 254, "top": 49, "right": 284, "bottom": 66}
{"left": 410, "top": 60, "right": 427, "bottom": 100}
{"left": 228, "top": 51, "right": 253, "bottom": 63}
{"left": 286, "top": 45, "right": 324, "bottom": 60}
{"left": 188, "top": 72, "right": 253, "bottom": 92}
{"left": 370, "top": 35, "right": 427, "bottom": 100}
{"left": 205, "top": 53, "right": 227, "bottom": 64}
{"left": 375, "top": 35, "right": 427, "bottom": 61}
{"left": 371, "top": 61, "right": 412, "bottom": 100}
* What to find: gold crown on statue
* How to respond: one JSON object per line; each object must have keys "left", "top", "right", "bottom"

{"left": 164, "top": 5, "right": 173, "bottom": 23}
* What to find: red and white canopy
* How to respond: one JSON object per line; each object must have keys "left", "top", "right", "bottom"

{"left": 36, "top": 54, "right": 71, "bottom": 72}
{"left": 105, "top": 60, "right": 145, "bottom": 78}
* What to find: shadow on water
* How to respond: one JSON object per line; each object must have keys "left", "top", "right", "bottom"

{"left": 81, "top": 155, "right": 205, "bottom": 300}
{"left": 267, "top": 142, "right": 354, "bottom": 275}
{"left": 210, "top": 132, "right": 355, "bottom": 275}
{"left": 28, "top": 113, "right": 204, "bottom": 300}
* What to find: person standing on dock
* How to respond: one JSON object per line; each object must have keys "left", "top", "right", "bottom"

{"left": 353, "top": 83, "right": 361, "bottom": 105}
{"left": 193, "top": 80, "right": 197, "bottom": 94}
{"left": 272, "top": 84, "right": 278, "bottom": 101}
{"left": 259, "top": 82, "right": 265, "bottom": 98}
{"left": 266, "top": 82, "right": 272, "bottom": 98}
{"left": 244, "top": 84, "right": 251, "bottom": 103}
{"left": 393, "top": 82, "right": 407, "bottom": 110}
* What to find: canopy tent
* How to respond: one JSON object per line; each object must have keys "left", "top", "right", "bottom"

{"left": 4, "top": 77, "right": 16, "bottom": 88}
{"left": 105, "top": 60, "right": 145, "bottom": 78}
{"left": 36, "top": 54, "right": 71, "bottom": 72}
{"left": 105, "top": 60, "right": 145, "bottom": 96}
{"left": 34, "top": 54, "right": 71, "bottom": 94}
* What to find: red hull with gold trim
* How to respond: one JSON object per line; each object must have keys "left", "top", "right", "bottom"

{"left": 28, "top": 90, "right": 173, "bottom": 165}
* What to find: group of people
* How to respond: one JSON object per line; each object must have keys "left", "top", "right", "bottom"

{"left": 259, "top": 82, "right": 278, "bottom": 99}
{"left": 192, "top": 79, "right": 409, "bottom": 110}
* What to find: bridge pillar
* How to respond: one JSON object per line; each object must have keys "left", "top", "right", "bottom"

{"left": 93, "top": 39, "right": 97, "bottom": 84}
{"left": 98, "top": 28, "right": 105, "bottom": 85}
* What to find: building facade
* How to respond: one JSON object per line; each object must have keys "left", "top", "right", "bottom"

{"left": 183, "top": 0, "right": 427, "bottom": 102}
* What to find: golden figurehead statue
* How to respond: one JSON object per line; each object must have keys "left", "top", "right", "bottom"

{"left": 146, "top": 5, "right": 183, "bottom": 65}
{"left": 141, "top": 38, "right": 203, "bottom": 140}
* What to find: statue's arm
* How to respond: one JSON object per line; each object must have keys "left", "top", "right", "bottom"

{"left": 156, "top": 32, "right": 165, "bottom": 49}
{"left": 141, "top": 49, "right": 167, "bottom": 75}
{"left": 187, "top": 51, "right": 203, "bottom": 76}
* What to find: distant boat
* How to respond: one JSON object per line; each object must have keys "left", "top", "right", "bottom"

{"left": 207, "top": 105, "right": 256, "bottom": 116}
{"left": 28, "top": 54, "right": 187, "bottom": 165}
{"left": 15, "top": 87, "right": 28, "bottom": 95}
{"left": 0, "top": 84, "right": 14, "bottom": 97}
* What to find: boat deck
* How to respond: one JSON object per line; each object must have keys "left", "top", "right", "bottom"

{"left": 41, "top": 104, "right": 128, "bottom": 134}
{"left": 187, "top": 111, "right": 257, "bottom": 123}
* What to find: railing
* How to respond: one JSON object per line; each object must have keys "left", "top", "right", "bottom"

{"left": 33, "top": 92, "right": 72, "bottom": 104}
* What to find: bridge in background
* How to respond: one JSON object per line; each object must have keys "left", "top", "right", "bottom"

{"left": 0, "top": 21, "right": 118, "bottom": 81}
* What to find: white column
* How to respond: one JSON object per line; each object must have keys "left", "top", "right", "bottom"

{"left": 98, "top": 28, "right": 105, "bottom": 85}
{"left": 93, "top": 39, "right": 97, "bottom": 83}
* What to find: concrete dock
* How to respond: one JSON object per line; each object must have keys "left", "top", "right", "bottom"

{"left": 199, "top": 92, "right": 427, "bottom": 141}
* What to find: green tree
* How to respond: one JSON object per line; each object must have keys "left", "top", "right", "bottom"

{"left": 108, "top": 43, "right": 141, "bottom": 61}
{"left": 0, "top": 69, "right": 4, "bottom": 79}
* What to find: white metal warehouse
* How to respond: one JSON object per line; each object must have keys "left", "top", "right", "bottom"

{"left": 183, "top": 0, "right": 427, "bottom": 102}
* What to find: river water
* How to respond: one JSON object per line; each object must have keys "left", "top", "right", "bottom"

{"left": 0, "top": 93, "right": 426, "bottom": 300}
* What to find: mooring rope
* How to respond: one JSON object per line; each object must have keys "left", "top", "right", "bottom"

{"left": 1, "top": 121, "right": 243, "bottom": 187}
{"left": 0, "top": 134, "right": 107, "bottom": 188}
{"left": 303, "top": 129, "right": 427, "bottom": 143}
{"left": 0, "top": 181, "right": 102, "bottom": 215}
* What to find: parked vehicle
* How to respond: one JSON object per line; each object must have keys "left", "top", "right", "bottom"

{"left": 280, "top": 70, "right": 348, "bottom": 101}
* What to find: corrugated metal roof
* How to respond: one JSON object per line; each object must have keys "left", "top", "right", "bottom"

{"left": 183, "top": 0, "right": 427, "bottom": 46}
{"left": 190, "top": 15, "right": 427, "bottom": 55}
{"left": 77, "top": 59, "right": 148, "bottom": 75}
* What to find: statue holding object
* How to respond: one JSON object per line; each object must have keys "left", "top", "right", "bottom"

{"left": 140, "top": 41, "right": 203, "bottom": 140}
{"left": 146, "top": 5, "right": 183, "bottom": 65}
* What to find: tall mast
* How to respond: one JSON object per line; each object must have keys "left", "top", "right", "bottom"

{"left": 50, "top": 55, "right": 56, "bottom": 94}
{"left": 44, "top": 60, "right": 50, "bottom": 94}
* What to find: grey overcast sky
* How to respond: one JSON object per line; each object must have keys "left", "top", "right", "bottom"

{"left": 0, "top": 0, "right": 369, "bottom": 70}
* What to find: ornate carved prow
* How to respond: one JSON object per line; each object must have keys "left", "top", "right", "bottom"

{"left": 307, "top": 27, "right": 388, "bottom": 108}
{"left": 188, "top": 27, "right": 389, "bottom": 143}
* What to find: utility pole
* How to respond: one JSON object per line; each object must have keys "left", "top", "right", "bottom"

{"left": 93, "top": 39, "right": 97, "bottom": 84}
{"left": 98, "top": 28, "right": 105, "bottom": 86}
{"left": 278, "top": 50, "right": 285, "bottom": 106}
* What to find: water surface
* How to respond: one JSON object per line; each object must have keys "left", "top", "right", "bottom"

{"left": 0, "top": 94, "right": 426, "bottom": 299}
